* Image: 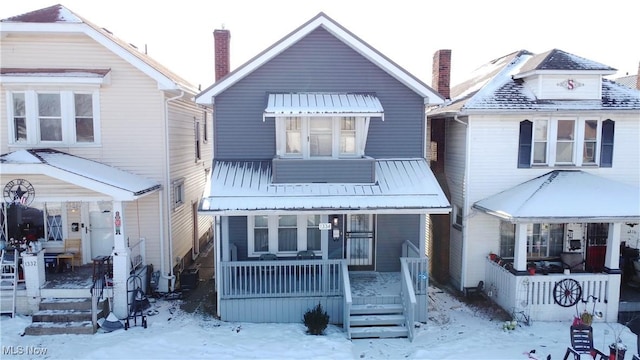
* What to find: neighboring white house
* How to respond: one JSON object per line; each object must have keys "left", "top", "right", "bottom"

{"left": 0, "top": 4, "right": 213, "bottom": 323}
{"left": 427, "top": 49, "right": 640, "bottom": 322}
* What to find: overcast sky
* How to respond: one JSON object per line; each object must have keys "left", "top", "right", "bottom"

{"left": 2, "top": 0, "right": 638, "bottom": 89}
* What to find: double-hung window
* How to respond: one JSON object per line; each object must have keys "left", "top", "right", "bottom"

{"left": 518, "top": 118, "right": 613, "bottom": 168}
{"left": 247, "top": 214, "right": 327, "bottom": 256}
{"left": 7, "top": 90, "right": 100, "bottom": 146}
{"left": 277, "top": 116, "right": 365, "bottom": 159}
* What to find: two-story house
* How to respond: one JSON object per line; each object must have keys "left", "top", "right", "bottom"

{"left": 0, "top": 4, "right": 213, "bottom": 327}
{"left": 427, "top": 49, "right": 640, "bottom": 323}
{"left": 195, "top": 13, "right": 449, "bottom": 340}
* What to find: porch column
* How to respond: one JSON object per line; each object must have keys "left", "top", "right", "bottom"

{"left": 604, "top": 222, "right": 622, "bottom": 273}
{"left": 22, "top": 249, "right": 46, "bottom": 314}
{"left": 514, "top": 223, "right": 528, "bottom": 273}
{"left": 111, "top": 201, "right": 129, "bottom": 319}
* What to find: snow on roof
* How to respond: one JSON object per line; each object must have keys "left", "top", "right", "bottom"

{"left": 263, "top": 93, "right": 384, "bottom": 119}
{"left": 428, "top": 49, "right": 640, "bottom": 116}
{"left": 0, "top": 149, "right": 160, "bottom": 199}
{"left": 199, "top": 159, "right": 451, "bottom": 215}
{"left": 1, "top": 5, "right": 197, "bottom": 94}
{"left": 473, "top": 170, "right": 640, "bottom": 223}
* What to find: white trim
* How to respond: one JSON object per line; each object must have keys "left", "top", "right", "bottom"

{"left": 196, "top": 14, "right": 443, "bottom": 105}
{"left": 0, "top": 73, "right": 111, "bottom": 86}
{"left": 1, "top": 22, "right": 195, "bottom": 93}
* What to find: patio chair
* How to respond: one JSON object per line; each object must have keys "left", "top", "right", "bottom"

{"left": 563, "top": 324, "right": 609, "bottom": 360}
{"left": 561, "top": 252, "right": 585, "bottom": 273}
{"left": 296, "top": 250, "right": 316, "bottom": 260}
{"left": 57, "top": 238, "right": 81, "bottom": 272}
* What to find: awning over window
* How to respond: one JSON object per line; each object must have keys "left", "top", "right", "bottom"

{"left": 473, "top": 170, "right": 640, "bottom": 223}
{"left": 263, "top": 93, "right": 384, "bottom": 120}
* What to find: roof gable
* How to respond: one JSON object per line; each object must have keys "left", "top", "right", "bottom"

{"left": 1, "top": 5, "right": 197, "bottom": 94}
{"left": 196, "top": 12, "right": 443, "bottom": 105}
{"left": 428, "top": 49, "right": 640, "bottom": 115}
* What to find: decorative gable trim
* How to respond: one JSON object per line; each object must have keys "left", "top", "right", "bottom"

{"left": 196, "top": 13, "right": 443, "bottom": 106}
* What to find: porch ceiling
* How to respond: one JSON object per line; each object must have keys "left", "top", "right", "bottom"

{"left": 199, "top": 158, "right": 451, "bottom": 215}
{"left": 0, "top": 149, "right": 160, "bottom": 201}
{"left": 473, "top": 170, "right": 640, "bottom": 223}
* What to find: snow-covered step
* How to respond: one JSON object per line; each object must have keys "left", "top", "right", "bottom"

{"left": 350, "top": 303, "right": 403, "bottom": 315}
{"left": 350, "top": 314, "right": 405, "bottom": 326}
{"left": 24, "top": 321, "right": 94, "bottom": 335}
{"left": 350, "top": 326, "right": 409, "bottom": 339}
{"left": 32, "top": 309, "right": 97, "bottom": 323}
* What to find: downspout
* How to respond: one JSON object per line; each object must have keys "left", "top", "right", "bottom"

{"left": 161, "top": 89, "right": 184, "bottom": 291}
{"left": 458, "top": 113, "right": 471, "bottom": 291}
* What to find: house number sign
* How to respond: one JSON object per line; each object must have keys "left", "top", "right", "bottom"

{"left": 3, "top": 178, "right": 36, "bottom": 206}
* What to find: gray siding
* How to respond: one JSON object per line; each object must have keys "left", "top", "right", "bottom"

{"left": 220, "top": 297, "right": 343, "bottom": 324}
{"left": 376, "top": 214, "right": 421, "bottom": 272}
{"left": 214, "top": 27, "right": 425, "bottom": 160}
{"left": 228, "top": 216, "right": 248, "bottom": 261}
{"left": 273, "top": 157, "right": 375, "bottom": 183}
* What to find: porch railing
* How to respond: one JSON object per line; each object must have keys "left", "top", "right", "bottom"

{"left": 128, "top": 238, "right": 146, "bottom": 271}
{"left": 400, "top": 258, "right": 417, "bottom": 341}
{"left": 219, "top": 259, "right": 344, "bottom": 299}
{"left": 341, "top": 261, "right": 352, "bottom": 339}
{"left": 484, "top": 258, "right": 619, "bottom": 322}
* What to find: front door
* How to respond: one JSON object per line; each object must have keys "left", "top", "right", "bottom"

{"left": 346, "top": 214, "right": 374, "bottom": 267}
{"left": 89, "top": 211, "right": 113, "bottom": 258}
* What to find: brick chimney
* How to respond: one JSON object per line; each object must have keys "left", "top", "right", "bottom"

{"left": 432, "top": 49, "right": 451, "bottom": 99}
{"left": 214, "top": 29, "right": 230, "bottom": 81}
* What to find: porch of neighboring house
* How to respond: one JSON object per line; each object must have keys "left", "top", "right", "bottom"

{"left": 1, "top": 238, "right": 150, "bottom": 335}
{"left": 216, "top": 243, "right": 428, "bottom": 340}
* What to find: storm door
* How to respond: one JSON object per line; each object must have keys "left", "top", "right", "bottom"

{"left": 346, "top": 214, "right": 374, "bottom": 267}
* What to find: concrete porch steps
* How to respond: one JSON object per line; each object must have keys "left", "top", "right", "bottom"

{"left": 24, "top": 297, "right": 103, "bottom": 336}
{"left": 349, "top": 303, "right": 408, "bottom": 339}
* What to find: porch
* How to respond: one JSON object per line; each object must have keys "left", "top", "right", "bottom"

{"left": 217, "top": 255, "right": 428, "bottom": 340}
{"left": 484, "top": 257, "right": 621, "bottom": 322}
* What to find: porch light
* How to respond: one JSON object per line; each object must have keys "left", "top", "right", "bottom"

{"left": 332, "top": 216, "right": 339, "bottom": 227}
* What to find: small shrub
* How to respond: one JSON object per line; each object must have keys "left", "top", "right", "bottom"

{"left": 303, "top": 303, "right": 329, "bottom": 335}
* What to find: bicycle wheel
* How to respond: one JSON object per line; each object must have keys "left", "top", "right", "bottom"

{"left": 553, "top": 278, "right": 582, "bottom": 307}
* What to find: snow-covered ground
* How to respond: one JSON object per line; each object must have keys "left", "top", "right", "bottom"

{"left": 1, "top": 286, "right": 637, "bottom": 359}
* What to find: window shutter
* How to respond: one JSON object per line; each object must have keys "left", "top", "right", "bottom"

{"left": 518, "top": 120, "right": 532, "bottom": 168}
{"left": 600, "top": 119, "right": 614, "bottom": 167}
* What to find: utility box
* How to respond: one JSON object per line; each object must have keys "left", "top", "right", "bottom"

{"left": 180, "top": 268, "right": 199, "bottom": 291}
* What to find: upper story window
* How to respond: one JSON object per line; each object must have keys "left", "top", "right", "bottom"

{"left": 265, "top": 93, "right": 384, "bottom": 159}
{"left": 7, "top": 90, "right": 100, "bottom": 146}
{"left": 277, "top": 116, "right": 365, "bottom": 159}
{"left": 518, "top": 118, "right": 614, "bottom": 168}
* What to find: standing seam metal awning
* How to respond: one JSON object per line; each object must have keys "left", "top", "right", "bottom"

{"left": 263, "top": 93, "right": 384, "bottom": 121}
{"left": 198, "top": 158, "right": 450, "bottom": 215}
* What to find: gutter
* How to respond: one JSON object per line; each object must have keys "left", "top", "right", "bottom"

{"left": 161, "top": 89, "right": 184, "bottom": 291}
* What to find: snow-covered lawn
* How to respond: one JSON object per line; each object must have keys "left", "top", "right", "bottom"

{"left": 1, "top": 286, "right": 637, "bottom": 359}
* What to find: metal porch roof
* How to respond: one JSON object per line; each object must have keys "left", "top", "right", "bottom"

{"left": 263, "top": 93, "right": 384, "bottom": 120}
{"left": 199, "top": 159, "right": 450, "bottom": 215}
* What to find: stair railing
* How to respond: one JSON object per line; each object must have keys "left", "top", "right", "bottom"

{"left": 90, "top": 265, "right": 106, "bottom": 332}
{"left": 341, "top": 260, "right": 352, "bottom": 339}
{"left": 400, "top": 258, "right": 417, "bottom": 341}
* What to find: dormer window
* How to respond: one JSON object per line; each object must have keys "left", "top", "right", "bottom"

{"left": 265, "top": 93, "right": 383, "bottom": 159}
{"left": 278, "top": 116, "right": 364, "bottom": 158}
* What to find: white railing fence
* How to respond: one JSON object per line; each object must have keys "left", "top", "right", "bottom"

{"left": 400, "top": 258, "right": 418, "bottom": 341}
{"left": 485, "top": 258, "right": 620, "bottom": 322}
{"left": 220, "top": 259, "right": 343, "bottom": 299}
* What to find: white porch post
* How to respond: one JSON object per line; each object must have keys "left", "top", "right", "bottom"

{"left": 604, "top": 222, "right": 622, "bottom": 272}
{"left": 514, "top": 223, "right": 528, "bottom": 273}
{"left": 21, "top": 249, "right": 46, "bottom": 314}
{"left": 215, "top": 216, "right": 222, "bottom": 319}
{"left": 111, "top": 201, "right": 129, "bottom": 319}
{"left": 419, "top": 214, "right": 426, "bottom": 257}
